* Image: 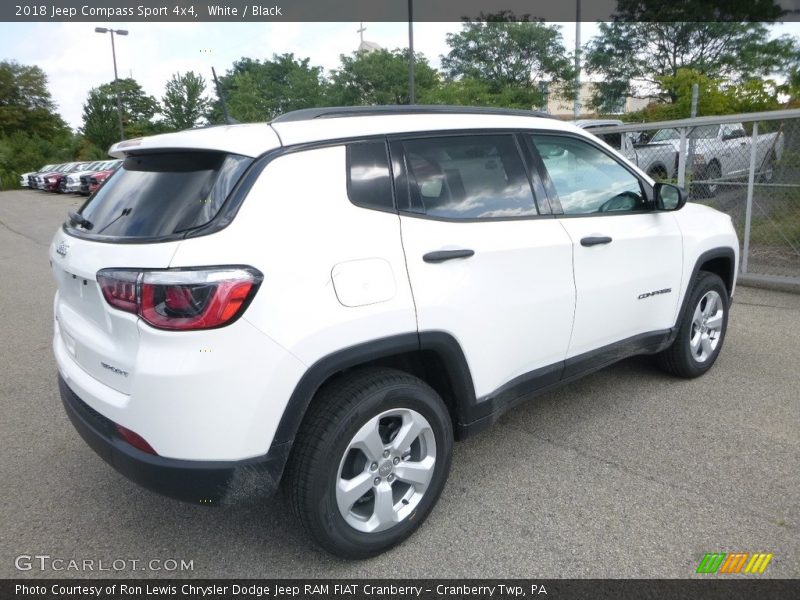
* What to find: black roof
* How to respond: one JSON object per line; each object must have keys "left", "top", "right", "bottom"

{"left": 271, "top": 105, "right": 553, "bottom": 123}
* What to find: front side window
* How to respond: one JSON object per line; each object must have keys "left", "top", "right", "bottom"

{"left": 401, "top": 135, "right": 537, "bottom": 219}
{"left": 75, "top": 151, "right": 252, "bottom": 238}
{"left": 531, "top": 135, "right": 648, "bottom": 215}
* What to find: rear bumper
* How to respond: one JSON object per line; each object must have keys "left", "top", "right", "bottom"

{"left": 58, "top": 375, "right": 290, "bottom": 505}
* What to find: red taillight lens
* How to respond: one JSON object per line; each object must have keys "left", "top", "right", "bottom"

{"left": 97, "top": 270, "right": 139, "bottom": 313}
{"left": 96, "top": 267, "right": 262, "bottom": 330}
{"left": 115, "top": 424, "right": 158, "bottom": 455}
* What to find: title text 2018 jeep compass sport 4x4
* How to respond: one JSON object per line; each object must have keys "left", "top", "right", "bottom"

{"left": 52, "top": 106, "right": 738, "bottom": 558}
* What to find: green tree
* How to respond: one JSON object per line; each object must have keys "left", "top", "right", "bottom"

{"left": 327, "top": 49, "right": 438, "bottom": 106}
{"left": 0, "top": 60, "right": 68, "bottom": 138}
{"left": 585, "top": 2, "right": 796, "bottom": 111}
{"left": 162, "top": 71, "right": 210, "bottom": 131}
{"left": 0, "top": 60, "right": 78, "bottom": 189}
{"left": 81, "top": 78, "right": 160, "bottom": 151}
{"left": 211, "top": 54, "right": 326, "bottom": 122}
{"left": 440, "top": 11, "right": 575, "bottom": 108}
{"left": 419, "top": 78, "right": 542, "bottom": 110}
{"left": 621, "top": 69, "right": 781, "bottom": 123}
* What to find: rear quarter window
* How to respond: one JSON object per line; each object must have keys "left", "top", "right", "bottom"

{"left": 74, "top": 151, "right": 252, "bottom": 239}
{"left": 346, "top": 141, "right": 394, "bottom": 211}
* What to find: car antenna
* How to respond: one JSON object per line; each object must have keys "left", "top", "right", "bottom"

{"left": 211, "top": 66, "right": 238, "bottom": 125}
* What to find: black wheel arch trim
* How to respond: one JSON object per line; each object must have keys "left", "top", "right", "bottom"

{"left": 270, "top": 331, "right": 477, "bottom": 450}
{"left": 673, "top": 247, "right": 736, "bottom": 339}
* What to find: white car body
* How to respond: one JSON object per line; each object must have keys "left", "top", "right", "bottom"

{"left": 19, "top": 171, "right": 36, "bottom": 187}
{"left": 650, "top": 122, "right": 784, "bottom": 180}
{"left": 64, "top": 161, "right": 113, "bottom": 193}
{"left": 50, "top": 107, "right": 739, "bottom": 525}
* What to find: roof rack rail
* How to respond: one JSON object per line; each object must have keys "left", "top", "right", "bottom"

{"left": 271, "top": 105, "right": 553, "bottom": 123}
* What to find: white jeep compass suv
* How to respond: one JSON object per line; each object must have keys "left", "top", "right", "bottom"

{"left": 51, "top": 106, "right": 738, "bottom": 558}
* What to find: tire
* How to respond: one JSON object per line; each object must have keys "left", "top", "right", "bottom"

{"left": 286, "top": 367, "right": 453, "bottom": 558}
{"left": 647, "top": 166, "right": 668, "bottom": 181}
{"left": 757, "top": 151, "right": 776, "bottom": 183}
{"left": 698, "top": 161, "right": 721, "bottom": 199}
{"left": 657, "top": 271, "right": 729, "bottom": 378}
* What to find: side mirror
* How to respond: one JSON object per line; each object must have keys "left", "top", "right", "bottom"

{"left": 654, "top": 182, "right": 687, "bottom": 211}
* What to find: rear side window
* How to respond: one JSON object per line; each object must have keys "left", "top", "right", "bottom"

{"left": 401, "top": 135, "right": 537, "bottom": 219}
{"left": 346, "top": 141, "right": 394, "bottom": 211}
{"left": 75, "top": 151, "right": 252, "bottom": 238}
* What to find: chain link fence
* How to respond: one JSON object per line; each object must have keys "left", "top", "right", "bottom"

{"left": 587, "top": 109, "right": 800, "bottom": 287}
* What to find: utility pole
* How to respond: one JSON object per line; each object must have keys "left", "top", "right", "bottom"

{"left": 95, "top": 27, "right": 128, "bottom": 141}
{"left": 573, "top": 1, "right": 581, "bottom": 119}
{"left": 408, "top": 0, "right": 416, "bottom": 104}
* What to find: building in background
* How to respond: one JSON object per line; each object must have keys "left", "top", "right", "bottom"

{"left": 541, "top": 81, "right": 661, "bottom": 117}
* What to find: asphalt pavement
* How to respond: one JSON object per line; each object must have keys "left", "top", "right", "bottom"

{"left": 1, "top": 189, "right": 798, "bottom": 578}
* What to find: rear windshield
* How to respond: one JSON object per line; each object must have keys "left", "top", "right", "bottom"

{"left": 74, "top": 151, "right": 252, "bottom": 238}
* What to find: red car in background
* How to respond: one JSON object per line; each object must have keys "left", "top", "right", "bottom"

{"left": 36, "top": 163, "right": 73, "bottom": 191}
{"left": 51, "top": 162, "right": 92, "bottom": 193}
{"left": 87, "top": 160, "right": 122, "bottom": 194}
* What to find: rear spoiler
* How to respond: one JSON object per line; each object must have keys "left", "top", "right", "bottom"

{"left": 108, "top": 138, "right": 144, "bottom": 158}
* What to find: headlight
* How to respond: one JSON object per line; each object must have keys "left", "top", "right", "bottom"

{"left": 47, "top": 177, "right": 55, "bottom": 183}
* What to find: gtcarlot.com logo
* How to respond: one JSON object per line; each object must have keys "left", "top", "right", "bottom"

{"left": 15, "top": 554, "right": 194, "bottom": 572}
{"left": 696, "top": 552, "right": 773, "bottom": 574}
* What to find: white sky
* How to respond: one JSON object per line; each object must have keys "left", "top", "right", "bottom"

{"left": 0, "top": 21, "right": 797, "bottom": 130}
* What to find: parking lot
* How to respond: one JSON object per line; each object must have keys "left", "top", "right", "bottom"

{"left": 1, "top": 188, "right": 798, "bottom": 578}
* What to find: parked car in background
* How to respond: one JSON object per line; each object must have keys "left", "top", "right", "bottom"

{"left": 19, "top": 169, "right": 39, "bottom": 187}
{"left": 39, "top": 164, "right": 77, "bottom": 191}
{"left": 63, "top": 161, "right": 107, "bottom": 193}
{"left": 28, "top": 164, "right": 57, "bottom": 189}
{"left": 648, "top": 122, "right": 784, "bottom": 196}
{"left": 86, "top": 160, "right": 122, "bottom": 194}
{"left": 577, "top": 119, "right": 678, "bottom": 180}
{"left": 54, "top": 163, "right": 94, "bottom": 193}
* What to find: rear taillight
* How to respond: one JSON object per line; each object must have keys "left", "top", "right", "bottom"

{"left": 97, "top": 270, "right": 138, "bottom": 313}
{"left": 97, "top": 267, "right": 262, "bottom": 331}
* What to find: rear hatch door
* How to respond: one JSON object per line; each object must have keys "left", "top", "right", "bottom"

{"left": 51, "top": 149, "right": 258, "bottom": 394}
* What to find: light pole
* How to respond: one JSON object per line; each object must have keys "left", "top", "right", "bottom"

{"left": 408, "top": 0, "right": 415, "bottom": 104}
{"left": 95, "top": 27, "right": 128, "bottom": 141}
{"left": 573, "top": 0, "right": 581, "bottom": 119}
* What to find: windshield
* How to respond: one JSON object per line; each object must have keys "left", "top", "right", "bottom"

{"left": 650, "top": 130, "right": 678, "bottom": 142}
{"left": 74, "top": 151, "right": 252, "bottom": 238}
{"left": 650, "top": 125, "right": 720, "bottom": 142}
{"left": 689, "top": 125, "right": 719, "bottom": 139}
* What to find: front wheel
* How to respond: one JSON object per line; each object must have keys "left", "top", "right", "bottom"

{"left": 286, "top": 368, "right": 453, "bottom": 558}
{"left": 657, "top": 271, "right": 729, "bottom": 378}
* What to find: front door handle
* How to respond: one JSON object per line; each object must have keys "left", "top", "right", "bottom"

{"left": 423, "top": 249, "right": 475, "bottom": 263}
{"left": 580, "top": 236, "right": 613, "bottom": 247}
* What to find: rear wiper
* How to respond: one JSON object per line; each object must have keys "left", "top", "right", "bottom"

{"left": 68, "top": 210, "right": 93, "bottom": 231}
{"left": 96, "top": 208, "right": 132, "bottom": 234}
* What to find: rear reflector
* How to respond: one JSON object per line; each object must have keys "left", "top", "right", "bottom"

{"left": 115, "top": 424, "right": 158, "bottom": 455}
{"left": 97, "top": 266, "right": 262, "bottom": 330}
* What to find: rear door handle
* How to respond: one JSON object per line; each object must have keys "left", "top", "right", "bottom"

{"left": 423, "top": 249, "right": 475, "bottom": 263}
{"left": 580, "top": 236, "right": 613, "bottom": 247}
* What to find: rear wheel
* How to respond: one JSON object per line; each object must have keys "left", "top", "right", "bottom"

{"left": 699, "top": 161, "right": 722, "bottom": 198}
{"left": 758, "top": 151, "right": 776, "bottom": 183}
{"left": 657, "top": 271, "right": 729, "bottom": 378}
{"left": 286, "top": 368, "right": 453, "bottom": 558}
{"left": 647, "top": 166, "right": 668, "bottom": 181}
